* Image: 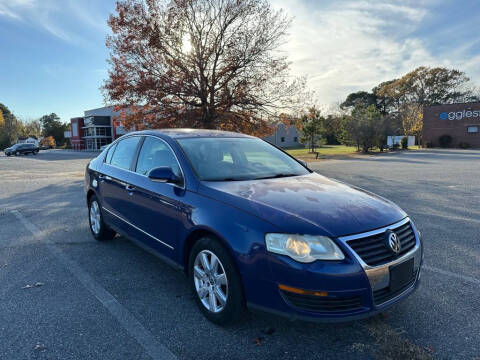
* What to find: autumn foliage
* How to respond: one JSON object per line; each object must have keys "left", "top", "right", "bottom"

{"left": 103, "top": 0, "right": 306, "bottom": 136}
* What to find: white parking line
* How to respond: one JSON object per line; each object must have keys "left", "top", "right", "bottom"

{"left": 423, "top": 265, "right": 480, "bottom": 285}
{"left": 12, "top": 210, "right": 177, "bottom": 360}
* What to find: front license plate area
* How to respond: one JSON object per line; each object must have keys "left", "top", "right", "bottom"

{"left": 389, "top": 258, "right": 414, "bottom": 292}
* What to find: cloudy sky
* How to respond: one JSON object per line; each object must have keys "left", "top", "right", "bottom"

{"left": 1, "top": 0, "right": 479, "bottom": 122}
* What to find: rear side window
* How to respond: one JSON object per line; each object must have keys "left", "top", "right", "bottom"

{"left": 105, "top": 143, "right": 117, "bottom": 164}
{"left": 110, "top": 136, "right": 141, "bottom": 170}
{"left": 135, "top": 137, "right": 181, "bottom": 177}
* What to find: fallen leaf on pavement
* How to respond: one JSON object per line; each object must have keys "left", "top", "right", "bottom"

{"left": 253, "top": 337, "right": 265, "bottom": 346}
{"left": 33, "top": 344, "right": 47, "bottom": 351}
{"left": 21, "top": 282, "right": 44, "bottom": 289}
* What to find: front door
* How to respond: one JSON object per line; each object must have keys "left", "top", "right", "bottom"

{"left": 126, "top": 136, "right": 187, "bottom": 257}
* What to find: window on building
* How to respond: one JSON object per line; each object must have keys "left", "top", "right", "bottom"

{"left": 281, "top": 137, "right": 285, "bottom": 142}
{"left": 110, "top": 136, "right": 141, "bottom": 170}
{"left": 467, "top": 126, "right": 478, "bottom": 133}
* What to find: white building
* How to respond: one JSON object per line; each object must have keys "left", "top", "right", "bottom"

{"left": 264, "top": 123, "right": 301, "bottom": 148}
{"left": 17, "top": 136, "right": 39, "bottom": 147}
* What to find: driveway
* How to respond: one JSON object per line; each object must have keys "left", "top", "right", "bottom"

{"left": 0, "top": 149, "right": 478, "bottom": 359}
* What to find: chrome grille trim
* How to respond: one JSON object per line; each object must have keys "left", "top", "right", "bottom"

{"left": 337, "top": 217, "right": 422, "bottom": 292}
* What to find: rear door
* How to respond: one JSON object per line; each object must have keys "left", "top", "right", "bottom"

{"left": 125, "top": 136, "right": 187, "bottom": 257}
{"left": 98, "top": 136, "right": 143, "bottom": 234}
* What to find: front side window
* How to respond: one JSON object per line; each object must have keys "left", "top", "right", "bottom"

{"left": 110, "top": 136, "right": 141, "bottom": 170}
{"left": 177, "top": 137, "right": 309, "bottom": 181}
{"left": 135, "top": 137, "right": 181, "bottom": 178}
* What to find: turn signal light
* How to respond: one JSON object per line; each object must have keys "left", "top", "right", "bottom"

{"left": 278, "top": 284, "right": 328, "bottom": 297}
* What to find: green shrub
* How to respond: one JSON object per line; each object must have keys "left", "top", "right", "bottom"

{"left": 401, "top": 136, "right": 408, "bottom": 149}
{"left": 392, "top": 143, "right": 400, "bottom": 150}
{"left": 438, "top": 134, "right": 452, "bottom": 148}
{"left": 425, "top": 141, "right": 433, "bottom": 148}
{"left": 458, "top": 142, "right": 470, "bottom": 149}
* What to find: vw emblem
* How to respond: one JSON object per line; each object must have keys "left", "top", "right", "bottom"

{"left": 385, "top": 231, "right": 401, "bottom": 254}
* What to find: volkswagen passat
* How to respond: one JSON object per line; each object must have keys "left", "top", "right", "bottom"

{"left": 85, "top": 129, "right": 422, "bottom": 324}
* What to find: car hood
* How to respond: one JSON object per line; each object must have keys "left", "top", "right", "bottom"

{"left": 200, "top": 173, "right": 406, "bottom": 237}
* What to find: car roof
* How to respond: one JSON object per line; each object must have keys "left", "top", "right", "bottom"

{"left": 131, "top": 129, "right": 255, "bottom": 139}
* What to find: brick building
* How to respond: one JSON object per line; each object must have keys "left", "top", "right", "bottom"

{"left": 423, "top": 102, "right": 480, "bottom": 148}
{"left": 70, "top": 107, "right": 127, "bottom": 150}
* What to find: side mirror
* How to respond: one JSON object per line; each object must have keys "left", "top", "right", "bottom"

{"left": 148, "top": 166, "right": 181, "bottom": 184}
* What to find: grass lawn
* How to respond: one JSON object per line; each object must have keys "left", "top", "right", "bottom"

{"left": 286, "top": 145, "right": 422, "bottom": 161}
{"left": 286, "top": 145, "right": 361, "bottom": 160}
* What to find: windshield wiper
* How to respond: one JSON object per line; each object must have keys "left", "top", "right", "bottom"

{"left": 254, "top": 173, "right": 299, "bottom": 180}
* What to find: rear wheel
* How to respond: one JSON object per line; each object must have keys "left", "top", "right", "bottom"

{"left": 189, "top": 237, "right": 245, "bottom": 325}
{"left": 88, "top": 195, "right": 116, "bottom": 241}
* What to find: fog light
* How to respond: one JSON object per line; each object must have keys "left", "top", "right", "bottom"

{"left": 279, "top": 284, "right": 328, "bottom": 297}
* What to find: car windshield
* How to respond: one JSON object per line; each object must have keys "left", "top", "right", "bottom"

{"left": 177, "top": 137, "right": 309, "bottom": 181}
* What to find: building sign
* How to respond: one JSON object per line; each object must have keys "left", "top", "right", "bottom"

{"left": 440, "top": 109, "right": 480, "bottom": 120}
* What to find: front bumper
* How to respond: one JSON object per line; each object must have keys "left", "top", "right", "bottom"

{"left": 245, "top": 218, "right": 422, "bottom": 322}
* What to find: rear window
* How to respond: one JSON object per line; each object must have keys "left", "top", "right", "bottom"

{"left": 105, "top": 143, "right": 117, "bottom": 164}
{"left": 110, "top": 136, "right": 141, "bottom": 170}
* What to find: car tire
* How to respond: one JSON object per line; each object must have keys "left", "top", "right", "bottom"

{"left": 33, "top": 150, "right": 38, "bottom": 155}
{"left": 6, "top": 153, "right": 11, "bottom": 157}
{"left": 15, "top": 151, "right": 19, "bottom": 156}
{"left": 88, "top": 195, "right": 116, "bottom": 241}
{"left": 189, "top": 237, "right": 245, "bottom": 325}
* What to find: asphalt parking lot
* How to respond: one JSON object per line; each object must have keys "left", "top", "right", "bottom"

{"left": 0, "top": 149, "right": 479, "bottom": 360}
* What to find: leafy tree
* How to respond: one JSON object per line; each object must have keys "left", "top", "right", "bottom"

{"left": 344, "top": 105, "right": 385, "bottom": 153}
{"left": 23, "top": 119, "right": 43, "bottom": 139}
{"left": 340, "top": 91, "right": 377, "bottom": 110}
{"left": 377, "top": 66, "right": 478, "bottom": 107}
{"left": 41, "top": 136, "right": 56, "bottom": 149}
{"left": 298, "top": 107, "right": 323, "bottom": 153}
{"left": 40, "top": 113, "right": 68, "bottom": 145}
{"left": 103, "top": 0, "right": 307, "bottom": 136}
{"left": 0, "top": 103, "right": 22, "bottom": 149}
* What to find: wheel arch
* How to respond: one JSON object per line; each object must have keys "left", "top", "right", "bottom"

{"left": 86, "top": 189, "right": 96, "bottom": 206}
{"left": 182, "top": 226, "right": 238, "bottom": 276}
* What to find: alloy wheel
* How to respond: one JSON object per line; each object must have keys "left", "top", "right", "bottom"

{"left": 193, "top": 250, "right": 228, "bottom": 313}
{"left": 89, "top": 200, "right": 101, "bottom": 235}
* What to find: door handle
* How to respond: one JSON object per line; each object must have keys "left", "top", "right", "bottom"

{"left": 125, "top": 184, "right": 136, "bottom": 192}
{"left": 98, "top": 174, "right": 111, "bottom": 180}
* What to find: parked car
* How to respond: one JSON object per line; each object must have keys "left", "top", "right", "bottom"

{"left": 4, "top": 143, "right": 39, "bottom": 156}
{"left": 84, "top": 129, "right": 422, "bottom": 325}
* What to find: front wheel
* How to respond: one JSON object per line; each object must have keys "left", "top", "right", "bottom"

{"left": 189, "top": 237, "right": 245, "bottom": 325}
{"left": 88, "top": 196, "right": 116, "bottom": 241}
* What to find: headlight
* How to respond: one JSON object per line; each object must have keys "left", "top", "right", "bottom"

{"left": 265, "top": 234, "right": 345, "bottom": 262}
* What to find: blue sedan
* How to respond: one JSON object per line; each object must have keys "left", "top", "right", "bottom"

{"left": 84, "top": 129, "right": 422, "bottom": 324}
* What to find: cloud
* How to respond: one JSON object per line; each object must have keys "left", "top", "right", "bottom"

{"left": 0, "top": 0, "right": 109, "bottom": 45}
{"left": 272, "top": 0, "right": 479, "bottom": 110}
{"left": 0, "top": 0, "right": 35, "bottom": 19}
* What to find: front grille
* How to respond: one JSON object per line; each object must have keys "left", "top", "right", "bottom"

{"left": 281, "top": 291, "right": 363, "bottom": 313}
{"left": 373, "top": 271, "right": 417, "bottom": 305}
{"left": 347, "top": 221, "right": 416, "bottom": 266}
